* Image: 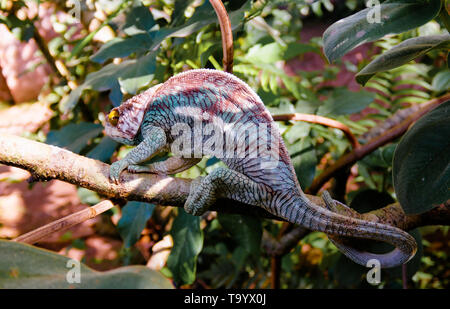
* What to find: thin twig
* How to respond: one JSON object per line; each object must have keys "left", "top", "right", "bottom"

{"left": 273, "top": 113, "right": 360, "bottom": 149}
{"left": 209, "top": 0, "right": 234, "bottom": 73}
{"left": 12, "top": 200, "right": 114, "bottom": 244}
{"left": 32, "top": 27, "right": 64, "bottom": 80}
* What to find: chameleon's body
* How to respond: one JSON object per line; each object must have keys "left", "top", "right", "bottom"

{"left": 105, "top": 69, "right": 416, "bottom": 268}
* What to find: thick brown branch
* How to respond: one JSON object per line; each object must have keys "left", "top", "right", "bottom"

{"left": 210, "top": 0, "right": 233, "bottom": 73}
{"left": 0, "top": 133, "right": 448, "bottom": 238}
{"left": 273, "top": 113, "right": 360, "bottom": 149}
{"left": 306, "top": 93, "right": 450, "bottom": 194}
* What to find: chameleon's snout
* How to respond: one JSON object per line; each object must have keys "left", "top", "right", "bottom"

{"left": 108, "top": 109, "right": 120, "bottom": 126}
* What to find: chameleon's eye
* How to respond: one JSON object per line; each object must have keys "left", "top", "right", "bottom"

{"left": 108, "top": 109, "right": 120, "bottom": 126}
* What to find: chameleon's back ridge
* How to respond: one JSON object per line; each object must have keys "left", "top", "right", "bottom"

{"left": 105, "top": 69, "right": 417, "bottom": 268}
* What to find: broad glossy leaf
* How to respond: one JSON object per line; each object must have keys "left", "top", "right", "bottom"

{"left": 46, "top": 122, "right": 102, "bottom": 153}
{"left": 86, "top": 136, "right": 119, "bottom": 163}
{"left": 317, "top": 88, "right": 375, "bottom": 116}
{"left": 62, "top": 52, "right": 156, "bottom": 112}
{"left": 393, "top": 100, "right": 450, "bottom": 214}
{"left": 91, "top": 4, "right": 156, "bottom": 63}
{"left": 431, "top": 70, "right": 450, "bottom": 92}
{"left": 117, "top": 201, "right": 155, "bottom": 248}
{"left": 167, "top": 209, "right": 203, "bottom": 286}
{"left": 218, "top": 214, "right": 262, "bottom": 258}
{"left": 356, "top": 34, "right": 450, "bottom": 85}
{"left": 91, "top": 34, "right": 152, "bottom": 64}
{"left": 287, "top": 137, "right": 317, "bottom": 189}
{"left": 0, "top": 240, "right": 173, "bottom": 288}
{"left": 122, "top": 4, "right": 156, "bottom": 35}
{"left": 323, "top": 0, "right": 442, "bottom": 63}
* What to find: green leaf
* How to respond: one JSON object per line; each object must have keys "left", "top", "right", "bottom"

{"left": 0, "top": 240, "right": 173, "bottom": 288}
{"left": 393, "top": 100, "right": 450, "bottom": 214}
{"left": 356, "top": 34, "right": 450, "bottom": 85}
{"left": 167, "top": 209, "right": 203, "bottom": 286}
{"left": 86, "top": 136, "right": 119, "bottom": 163}
{"left": 431, "top": 69, "right": 450, "bottom": 92}
{"left": 117, "top": 201, "right": 155, "bottom": 248}
{"left": 317, "top": 88, "right": 375, "bottom": 116}
{"left": 46, "top": 122, "right": 103, "bottom": 154}
{"left": 246, "top": 43, "right": 285, "bottom": 64}
{"left": 284, "top": 122, "right": 311, "bottom": 144}
{"left": 91, "top": 34, "right": 152, "bottom": 64}
{"left": 0, "top": 14, "right": 34, "bottom": 41}
{"left": 122, "top": 4, "right": 156, "bottom": 35}
{"left": 90, "top": 4, "right": 156, "bottom": 63}
{"left": 245, "top": 42, "right": 319, "bottom": 64}
{"left": 218, "top": 214, "right": 262, "bottom": 258}
{"left": 77, "top": 188, "right": 101, "bottom": 205}
{"left": 323, "top": 0, "right": 442, "bottom": 63}
{"left": 62, "top": 52, "right": 156, "bottom": 112}
{"left": 287, "top": 137, "right": 317, "bottom": 189}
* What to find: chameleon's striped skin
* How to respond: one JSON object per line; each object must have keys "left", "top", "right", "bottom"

{"left": 105, "top": 69, "right": 417, "bottom": 268}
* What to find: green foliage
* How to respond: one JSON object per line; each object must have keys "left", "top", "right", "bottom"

{"left": 393, "top": 100, "right": 450, "bottom": 214}
{"left": 46, "top": 122, "right": 103, "bottom": 154}
{"left": 317, "top": 88, "right": 376, "bottom": 116}
{"left": 218, "top": 214, "right": 262, "bottom": 259}
{"left": 432, "top": 69, "right": 450, "bottom": 92}
{"left": 117, "top": 202, "right": 155, "bottom": 248}
{"left": 0, "top": 240, "right": 173, "bottom": 288}
{"left": 167, "top": 209, "right": 203, "bottom": 286}
{"left": 323, "top": 0, "right": 442, "bottom": 63}
{"left": 356, "top": 34, "right": 450, "bottom": 85}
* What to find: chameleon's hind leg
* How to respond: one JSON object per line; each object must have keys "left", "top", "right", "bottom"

{"left": 184, "top": 167, "right": 266, "bottom": 216}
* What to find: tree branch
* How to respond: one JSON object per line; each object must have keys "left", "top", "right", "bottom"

{"left": 0, "top": 133, "right": 448, "bottom": 238}
{"left": 273, "top": 113, "right": 360, "bottom": 149}
{"left": 306, "top": 93, "right": 450, "bottom": 194}
{"left": 210, "top": 0, "right": 233, "bottom": 73}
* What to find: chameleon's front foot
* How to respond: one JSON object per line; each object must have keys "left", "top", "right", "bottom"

{"left": 184, "top": 176, "right": 211, "bottom": 216}
{"left": 109, "top": 159, "right": 130, "bottom": 184}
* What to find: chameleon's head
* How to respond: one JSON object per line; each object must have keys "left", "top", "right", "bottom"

{"left": 105, "top": 84, "right": 162, "bottom": 145}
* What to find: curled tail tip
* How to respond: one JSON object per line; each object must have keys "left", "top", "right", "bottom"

{"left": 292, "top": 193, "right": 418, "bottom": 268}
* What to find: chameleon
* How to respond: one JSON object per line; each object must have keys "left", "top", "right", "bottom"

{"left": 105, "top": 69, "right": 417, "bottom": 268}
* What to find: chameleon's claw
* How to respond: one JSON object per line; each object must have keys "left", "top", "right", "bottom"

{"left": 109, "top": 160, "right": 129, "bottom": 184}
{"left": 184, "top": 176, "right": 208, "bottom": 216}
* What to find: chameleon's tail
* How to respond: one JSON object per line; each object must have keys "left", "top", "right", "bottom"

{"left": 286, "top": 193, "right": 417, "bottom": 268}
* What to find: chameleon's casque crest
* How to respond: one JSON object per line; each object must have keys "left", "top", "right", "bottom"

{"left": 105, "top": 84, "right": 162, "bottom": 145}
